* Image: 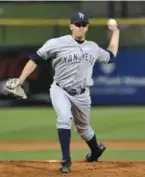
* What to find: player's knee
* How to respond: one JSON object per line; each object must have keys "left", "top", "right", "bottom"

{"left": 56, "top": 117, "right": 72, "bottom": 129}
{"left": 76, "top": 125, "right": 94, "bottom": 141}
{"left": 56, "top": 108, "right": 73, "bottom": 129}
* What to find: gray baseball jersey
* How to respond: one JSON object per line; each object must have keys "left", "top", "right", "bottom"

{"left": 37, "top": 35, "right": 110, "bottom": 89}
{"left": 37, "top": 34, "right": 111, "bottom": 140}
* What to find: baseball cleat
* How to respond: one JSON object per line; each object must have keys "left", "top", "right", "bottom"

{"left": 85, "top": 143, "right": 106, "bottom": 162}
{"left": 59, "top": 160, "right": 71, "bottom": 173}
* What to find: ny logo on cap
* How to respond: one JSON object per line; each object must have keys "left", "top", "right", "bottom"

{"left": 78, "top": 12, "right": 84, "bottom": 19}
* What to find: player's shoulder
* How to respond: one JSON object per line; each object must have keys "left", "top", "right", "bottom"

{"left": 49, "top": 35, "right": 71, "bottom": 42}
{"left": 57, "top": 35, "right": 72, "bottom": 40}
{"left": 55, "top": 35, "right": 72, "bottom": 43}
{"left": 44, "top": 35, "right": 71, "bottom": 45}
{"left": 86, "top": 40, "right": 99, "bottom": 48}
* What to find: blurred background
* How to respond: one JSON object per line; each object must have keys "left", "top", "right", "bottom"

{"left": 0, "top": 1, "right": 145, "bottom": 106}
{"left": 0, "top": 1, "right": 145, "bottom": 161}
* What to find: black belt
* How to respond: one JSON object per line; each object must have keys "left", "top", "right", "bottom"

{"left": 56, "top": 83, "right": 85, "bottom": 96}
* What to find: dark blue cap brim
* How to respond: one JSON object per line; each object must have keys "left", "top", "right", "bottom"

{"left": 70, "top": 20, "right": 89, "bottom": 24}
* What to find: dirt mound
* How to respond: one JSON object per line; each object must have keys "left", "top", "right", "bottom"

{"left": 0, "top": 160, "right": 145, "bottom": 177}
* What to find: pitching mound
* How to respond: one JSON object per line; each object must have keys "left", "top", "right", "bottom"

{"left": 0, "top": 160, "right": 145, "bottom": 177}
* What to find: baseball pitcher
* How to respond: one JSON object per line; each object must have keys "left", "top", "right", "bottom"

{"left": 4, "top": 11, "right": 120, "bottom": 173}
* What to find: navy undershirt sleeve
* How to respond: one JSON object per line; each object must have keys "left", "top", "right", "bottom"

{"left": 29, "top": 54, "right": 44, "bottom": 65}
{"left": 106, "top": 50, "right": 115, "bottom": 63}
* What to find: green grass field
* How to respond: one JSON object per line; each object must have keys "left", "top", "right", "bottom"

{"left": 0, "top": 150, "right": 145, "bottom": 160}
{"left": 0, "top": 106, "right": 145, "bottom": 141}
{"left": 0, "top": 106, "right": 144, "bottom": 160}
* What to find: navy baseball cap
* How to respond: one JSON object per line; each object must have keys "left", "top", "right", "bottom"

{"left": 70, "top": 11, "right": 89, "bottom": 24}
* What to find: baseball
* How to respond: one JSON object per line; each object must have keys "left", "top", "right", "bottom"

{"left": 107, "top": 19, "right": 117, "bottom": 26}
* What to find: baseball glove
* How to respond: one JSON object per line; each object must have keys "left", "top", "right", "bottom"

{"left": 4, "top": 78, "right": 27, "bottom": 99}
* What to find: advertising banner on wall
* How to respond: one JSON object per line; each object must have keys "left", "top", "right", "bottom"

{"left": 91, "top": 48, "right": 145, "bottom": 105}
